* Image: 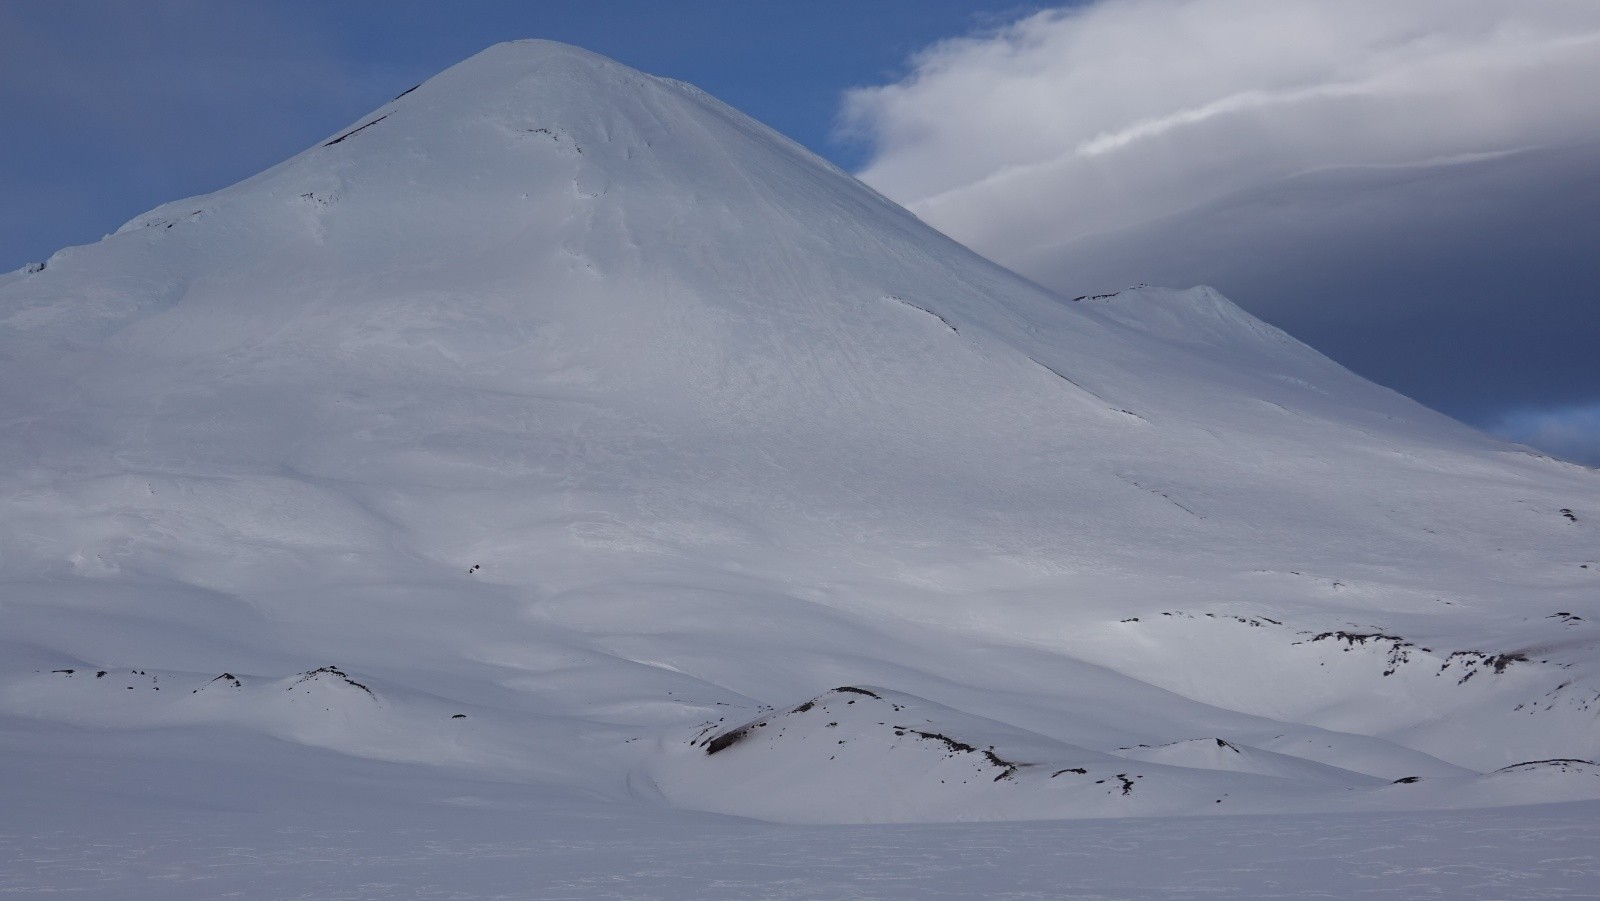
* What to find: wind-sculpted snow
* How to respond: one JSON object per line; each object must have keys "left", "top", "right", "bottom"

{"left": 1073, "top": 611, "right": 1600, "bottom": 769}
{"left": 2, "top": 41, "right": 1599, "bottom": 891}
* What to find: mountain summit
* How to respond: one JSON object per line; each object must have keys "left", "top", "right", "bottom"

{"left": 2, "top": 41, "right": 1597, "bottom": 826}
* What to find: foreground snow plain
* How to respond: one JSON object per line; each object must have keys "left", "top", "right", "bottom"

{"left": 2, "top": 41, "right": 1598, "bottom": 895}
{"left": 6, "top": 717, "right": 1600, "bottom": 898}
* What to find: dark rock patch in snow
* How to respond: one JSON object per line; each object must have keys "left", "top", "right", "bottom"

{"left": 704, "top": 724, "right": 757, "bottom": 756}
{"left": 904, "top": 728, "right": 977, "bottom": 755}
{"left": 898, "top": 730, "right": 1027, "bottom": 780}
{"left": 1494, "top": 758, "right": 1598, "bottom": 774}
{"left": 1305, "top": 630, "right": 1421, "bottom": 676}
{"left": 323, "top": 115, "right": 389, "bottom": 147}
{"left": 194, "top": 672, "right": 242, "bottom": 693}
{"left": 1442, "top": 650, "right": 1529, "bottom": 683}
{"left": 288, "top": 666, "right": 374, "bottom": 697}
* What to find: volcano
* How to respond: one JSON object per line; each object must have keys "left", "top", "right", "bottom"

{"left": 2, "top": 39, "right": 1598, "bottom": 893}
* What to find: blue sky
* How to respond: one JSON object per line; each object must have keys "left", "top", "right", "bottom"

{"left": 4, "top": 0, "right": 1598, "bottom": 464}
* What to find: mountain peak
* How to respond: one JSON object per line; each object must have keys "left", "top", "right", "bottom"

{"left": 381, "top": 37, "right": 650, "bottom": 118}
{"left": 3, "top": 41, "right": 1598, "bottom": 837}
{"left": 90, "top": 37, "right": 895, "bottom": 274}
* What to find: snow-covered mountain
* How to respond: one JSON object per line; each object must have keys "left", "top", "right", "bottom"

{"left": 2, "top": 39, "right": 1597, "bottom": 841}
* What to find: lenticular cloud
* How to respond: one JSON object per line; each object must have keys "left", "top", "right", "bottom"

{"left": 844, "top": 0, "right": 1600, "bottom": 269}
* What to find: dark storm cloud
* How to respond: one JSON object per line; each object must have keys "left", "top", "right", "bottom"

{"left": 845, "top": 0, "right": 1600, "bottom": 460}
{"left": 1023, "top": 142, "right": 1600, "bottom": 425}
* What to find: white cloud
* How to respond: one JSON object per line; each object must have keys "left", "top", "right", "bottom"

{"left": 844, "top": 0, "right": 1600, "bottom": 273}
{"left": 1494, "top": 404, "right": 1600, "bottom": 468}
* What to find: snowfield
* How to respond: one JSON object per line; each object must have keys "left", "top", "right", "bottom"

{"left": 2, "top": 40, "right": 1598, "bottom": 896}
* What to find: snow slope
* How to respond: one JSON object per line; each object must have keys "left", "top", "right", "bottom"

{"left": 2, "top": 39, "right": 1598, "bottom": 853}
